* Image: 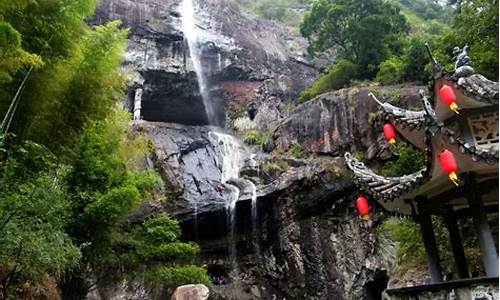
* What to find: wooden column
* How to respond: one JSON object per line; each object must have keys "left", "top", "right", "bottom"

{"left": 442, "top": 207, "right": 469, "bottom": 278}
{"left": 466, "top": 174, "right": 499, "bottom": 278}
{"left": 415, "top": 201, "right": 443, "bottom": 283}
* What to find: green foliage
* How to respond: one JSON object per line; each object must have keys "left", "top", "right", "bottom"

{"left": 376, "top": 56, "right": 405, "bottom": 85}
{"left": 262, "top": 158, "right": 290, "bottom": 177}
{"left": 382, "top": 215, "right": 488, "bottom": 278}
{"left": 22, "top": 21, "right": 129, "bottom": 151}
{"left": 300, "top": 59, "right": 358, "bottom": 101}
{"left": 133, "top": 215, "right": 200, "bottom": 263}
{"left": 382, "top": 142, "right": 426, "bottom": 177}
{"left": 394, "top": 0, "right": 454, "bottom": 24}
{"left": 441, "top": 0, "right": 498, "bottom": 79}
{"left": 0, "top": 21, "right": 43, "bottom": 84}
{"left": 301, "top": 0, "right": 409, "bottom": 77}
{"left": 0, "top": 140, "right": 80, "bottom": 297}
{"left": 286, "top": 144, "right": 310, "bottom": 159}
{"left": 148, "top": 265, "right": 211, "bottom": 288}
{"left": 1, "top": 1, "right": 208, "bottom": 297}
{"left": 231, "top": 0, "right": 307, "bottom": 23}
{"left": 67, "top": 111, "right": 157, "bottom": 247}
{"left": 381, "top": 218, "right": 426, "bottom": 268}
{"left": 243, "top": 130, "right": 268, "bottom": 146}
{"left": 101, "top": 214, "right": 209, "bottom": 290}
{"left": 2, "top": 0, "right": 98, "bottom": 60}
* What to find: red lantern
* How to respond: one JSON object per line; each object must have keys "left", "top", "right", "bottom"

{"left": 383, "top": 123, "right": 397, "bottom": 144}
{"left": 439, "top": 85, "right": 459, "bottom": 114}
{"left": 439, "top": 149, "right": 459, "bottom": 186}
{"left": 356, "top": 196, "right": 370, "bottom": 217}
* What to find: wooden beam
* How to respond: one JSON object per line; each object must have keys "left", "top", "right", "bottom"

{"left": 465, "top": 174, "right": 499, "bottom": 278}
{"left": 417, "top": 177, "right": 498, "bottom": 214}
{"left": 415, "top": 201, "right": 443, "bottom": 283}
{"left": 442, "top": 207, "right": 469, "bottom": 279}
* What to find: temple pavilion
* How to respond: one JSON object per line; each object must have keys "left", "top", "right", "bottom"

{"left": 344, "top": 44, "right": 499, "bottom": 289}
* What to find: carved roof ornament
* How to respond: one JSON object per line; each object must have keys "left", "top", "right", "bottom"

{"left": 368, "top": 92, "right": 427, "bottom": 130}
{"left": 451, "top": 45, "right": 475, "bottom": 80}
{"left": 345, "top": 44, "right": 498, "bottom": 213}
{"left": 344, "top": 152, "right": 427, "bottom": 201}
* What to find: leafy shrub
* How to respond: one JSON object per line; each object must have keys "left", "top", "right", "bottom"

{"left": 262, "top": 158, "right": 289, "bottom": 177}
{"left": 300, "top": 60, "right": 359, "bottom": 102}
{"left": 148, "top": 265, "right": 211, "bottom": 288}
{"left": 381, "top": 218, "right": 426, "bottom": 268}
{"left": 382, "top": 142, "right": 426, "bottom": 177}
{"left": 376, "top": 56, "right": 405, "bottom": 85}
{"left": 243, "top": 130, "right": 268, "bottom": 146}
{"left": 286, "top": 144, "right": 310, "bottom": 159}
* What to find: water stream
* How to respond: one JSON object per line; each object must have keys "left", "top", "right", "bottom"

{"left": 246, "top": 179, "right": 261, "bottom": 261}
{"left": 181, "top": 0, "right": 261, "bottom": 277}
{"left": 209, "top": 131, "right": 243, "bottom": 274}
{"left": 180, "top": 0, "right": 215, "bottom": 123}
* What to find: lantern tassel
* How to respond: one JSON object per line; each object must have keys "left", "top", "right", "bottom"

{"left": 362, "top": 214, "right": 371, "bottom": 221}
{"left": 449, "top": 102, "right": 460, "bottom": 114}
{"left": 448, "top": 172, "right": 460, "bottom": 186}
{"left": 388, "top": 138, "right": 396, "bottom": 145}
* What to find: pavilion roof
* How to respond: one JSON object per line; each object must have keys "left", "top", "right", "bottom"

{"left": 455, "top": 74, "right": 499, "bottom": 105}
{"left": 344, "top": 45, "right": 499, "bottom": 213}
{"left": 344, "top": 152, "right": 427, "bottom": 201}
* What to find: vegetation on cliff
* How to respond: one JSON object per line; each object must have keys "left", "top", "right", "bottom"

{"left": 299, "top": 0, "right": 498, "bottom": 101}
{"left": 0, "top": 1, "right": 208, "bottom": 298}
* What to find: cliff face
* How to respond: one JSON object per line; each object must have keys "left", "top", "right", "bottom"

{"left": 93, "top": 0, "right": 318, "bottom": 126}
{"left": 91, "top": 1, "right": 408, "bottom": 299}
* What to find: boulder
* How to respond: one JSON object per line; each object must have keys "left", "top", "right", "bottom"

{"left": 267, "top": 84, "right": 424, "bottom": 160}
{"left": 171, "top": 284, "right": 209, "bottom": 300}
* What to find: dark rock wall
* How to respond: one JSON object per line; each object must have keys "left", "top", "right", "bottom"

{"left": 207, "top": 170, "right": 397, "bottom": 300}
{"left": 267, "top": 85, "right": 424, "bottom": 159}
{"left": 93, "top": 0, "right": 318, "bottom": 126}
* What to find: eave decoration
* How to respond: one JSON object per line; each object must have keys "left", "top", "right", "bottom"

{"left": 345, "top": 44, "right": 499, "bottom": 214}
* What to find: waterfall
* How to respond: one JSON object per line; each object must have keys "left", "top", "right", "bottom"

{"left": 209, "top": 131, "right": 244, "bottom": 274}
{"left": 210, "top": 132, "right": 242, "bottom": 182}
{"left": 227, "top": 184, "right": 240, "bottom": 272}
{"left": 246, "top": 179, "right": 261, "bottom": 261}
{"left": 180, "top": 0, "right": 215, "bottom": 123}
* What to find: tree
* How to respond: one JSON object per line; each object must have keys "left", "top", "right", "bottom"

{"left": 0, "top": 22, "right": 42, "bottom": 84}
{"left": 2, "top": 0, "right": 98, "bottom": 61}
{"left": 18, "top": 21, "right": 129, "bottom": 153}
{"left": 448, "top": 0, "right": 498, "bottom": 79}
{"left": 112, "top": 215, "right": 210, "bottom": 291}
{"left": 299, "top": 59, "right": 358, "bottom": 101}
{"left": 0, "top": 139, "right": 80, "bottom": 299}
{"left": 59, "top": 112, "right": 208, "bottom": 299}
{"left": 300, "top": 0, "right": 409, "bottom": 78}
{"left": 58, "top": 111, "right": 152, "bottom": 298}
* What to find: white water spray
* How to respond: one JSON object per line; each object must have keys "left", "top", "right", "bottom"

{"left": 227, "top": 184, "right": 240, "bottom": 270}
{"left": 246, "top": 179, "right": 261, "bottom": 261}
{"left": 210, "top": 132, "right": 242, "bottom": 182}
{"left": 210, "top": 131, "right": 244, "bottom": 273}
{"left": 180, "top": 0, "right": 215, "bottom": 123}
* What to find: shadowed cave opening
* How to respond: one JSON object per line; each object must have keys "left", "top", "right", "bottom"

{"left": 365, "top": 270, "right": 389, "bottom": 300}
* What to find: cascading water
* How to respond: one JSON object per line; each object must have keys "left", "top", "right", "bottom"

{"left": 181, "top": 0, "right": 261, "bottom": 275}
{"left": 210, "top": 132, "right": 242, "bottom": 183}
{"left": 209, "top": 132, "right": 244, "bottom": 274}
{"left": 227, "top": 184, "right": 240, "bottom": 271}
{"left": 180, "top": 0, "right": 215, "bottom": 123}
{"left": 246, "top": 179, "right": 261, "bottom": 261}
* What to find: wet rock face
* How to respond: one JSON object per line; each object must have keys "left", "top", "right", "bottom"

{"left": 267, "top": 85, "right": 424, "bottom": 160}
{"left": 93, "top": 0, "right": 318, "bottom": 126}
{"left": 241, "top": 172, "right": 396, "bottom": 300}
